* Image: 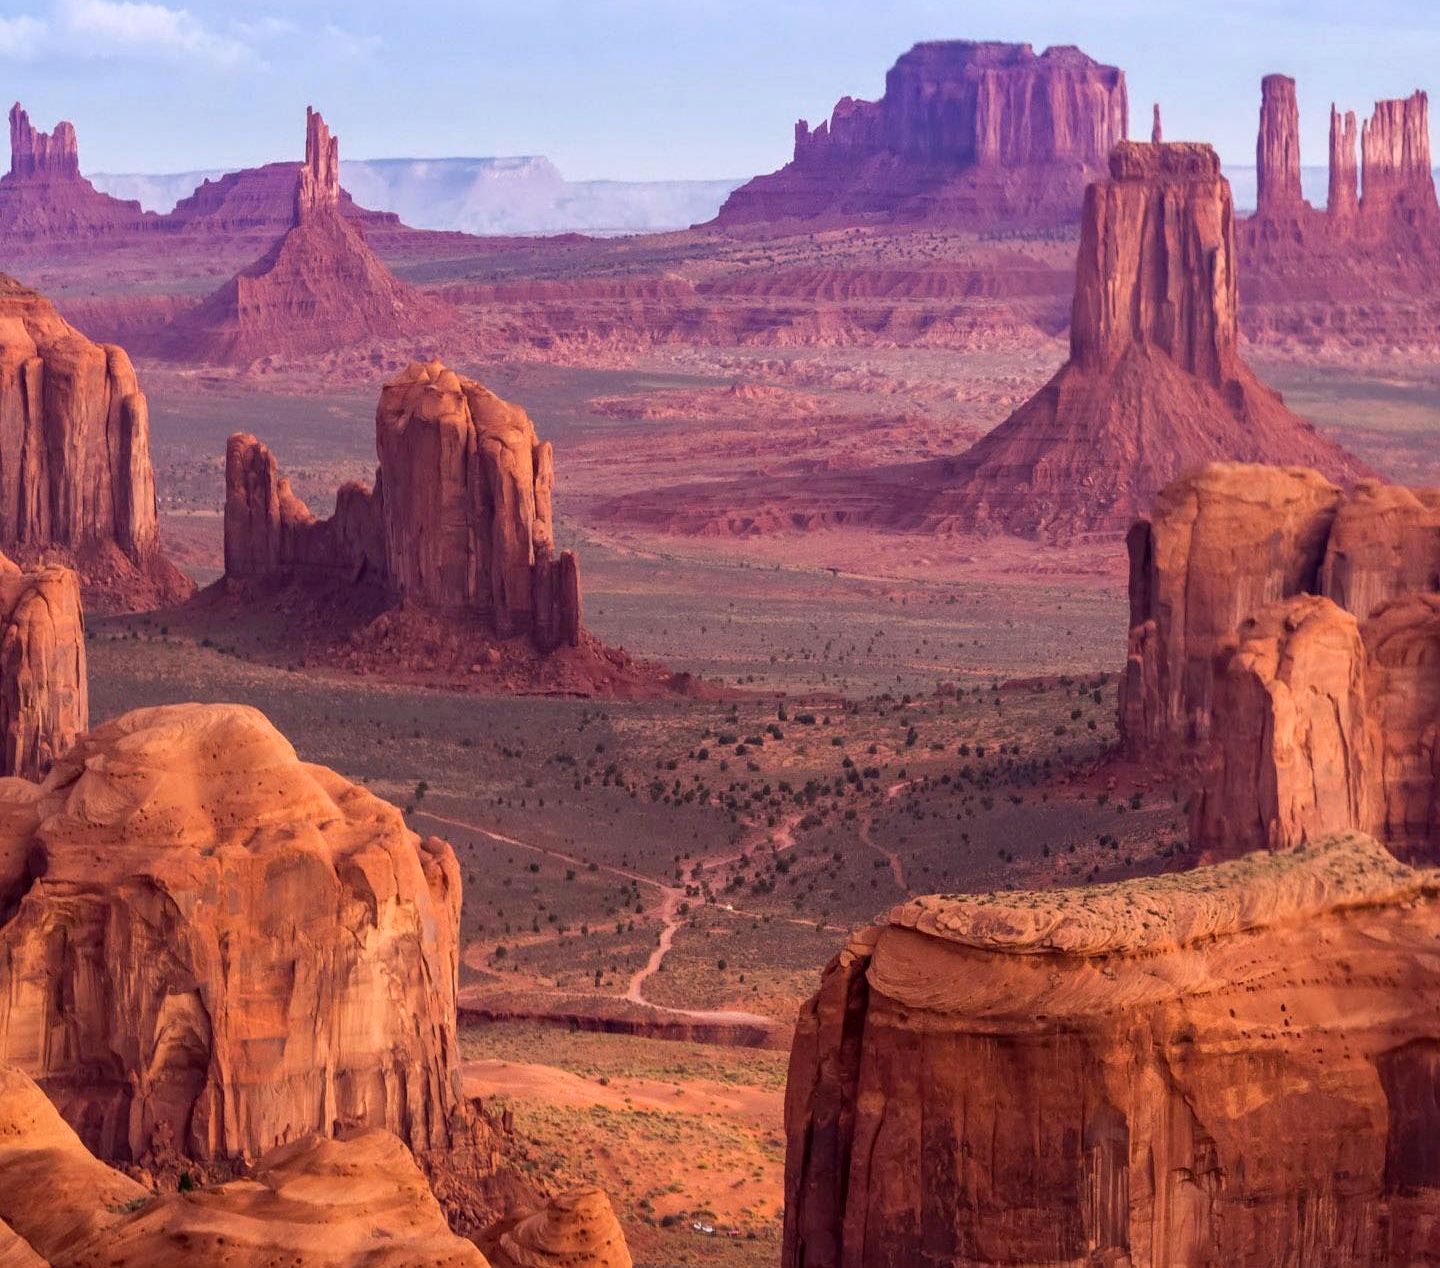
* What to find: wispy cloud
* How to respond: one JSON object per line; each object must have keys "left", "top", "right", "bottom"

{"left": 0, "top": 14, "right": 47, "bottom": 58}
{"left": 56, "top": 0, "right": 251, "bottom": 64}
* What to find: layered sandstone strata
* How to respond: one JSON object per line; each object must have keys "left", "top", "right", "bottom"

{"left": 716, "top": 41, "right": 1127, "bottom": 229}
{"left": 784, "top": 835, "right": 1440, "bottom": 1266}
{"left": 0, "top": 1065, "right": 488, "bottom": 1266}
{"left": 0, "top": 273, "right": 192, "bottom": 611}
{"left": 164, "top": 108, "right": 444, "bottom": 364}
{"left": 0, "top": 702, "right": 471, "bottom": 1164}
{"left": 0, "top": 554, "right": 85, "bottom": 780}
{"left": 1256, "top": 74, "right": 1303, "bottom": 217}
{"left": 900, "top": 144, "right": 1363, "bottom": 538}
{"left": 224, "top": 361, "right": 582, "bottom": 651}
{"left": 494, "top": 1188, "right": 632, "bottom": 1268}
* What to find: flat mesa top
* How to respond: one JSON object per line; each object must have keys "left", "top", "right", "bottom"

{"left": 1109, "top": 141, "right": 1222, "bottom": 183}
{"left": 895, "top": 41, "right": 1121, "bottom": 77}
{"left": 886, "top": 833, "right": 1434, "bottom": 958}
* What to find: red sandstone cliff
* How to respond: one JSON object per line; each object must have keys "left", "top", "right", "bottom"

{"left": 0, "top": 274, "right": 192, "bottom": 611}
{"left": 784, "top": 834, "right": 1440, "bottom": 1265}
{"left": 0, "top": 553, "right": 85, "bottom": 781}
{"left": 715, "top": 41, "right": 1127, "bottom": 230}
{"left": 1256, "top": 74, "right": 1303, "bottom": 219}
{"left": 163, "top": 108, "right": 447, "bottom": 365}
{"left": 894, "top": 143, "right": 1365, "bottom": 539}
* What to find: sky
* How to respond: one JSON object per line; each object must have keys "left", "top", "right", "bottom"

{"left": 1, "top": 0, "right": 1439, "bottom": 181}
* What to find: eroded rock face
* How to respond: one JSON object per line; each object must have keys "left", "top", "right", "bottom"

{"left": 164, "top": 108, "right": 444, "bottom": 365}
{"left": 784, "top": 835, "right": 1440, "bottom": 1266}
{"left": 494, "top": 1187, "right": 632, "bottom": 1268}
{"left": 1361, "top": 91, "right": 1438, "bottom": 224}
{"left": 224, "top": 362, "right": 582, "bottom": 651}
{"left": 0, "top": 274, "right": 191, "bottom": 612}
{"left": 0, "top": 702, "right": 470, "bottom": 1165}
{"left": 0, "top": 554, "right": 85, "bottom": 781}
{"left": 1257, "top": 75, "right": 1303, "bottom": 217}
{"left": 0, "top": 1065, "right": 489, "bottom": 1267}
{"left": 898, "top": 144, "right": 1364, "bottom": 539}
{"left": 716, "top": 41, "right": 1126, "bottom": 229}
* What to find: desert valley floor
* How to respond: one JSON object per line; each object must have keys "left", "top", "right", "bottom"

{"left": 71, "top": 327, "right": 1439, "bottom": 1268}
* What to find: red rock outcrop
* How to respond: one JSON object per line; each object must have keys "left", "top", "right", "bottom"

{"left": 224, "top": 362, "right": 581, "bottom": 652}
{"left": 715, "top": 41, "right": 1127, "bottom": 230}
{"left": 163, "top": 108, "right": 446, "bottom": 365}
{"left": 0, "top": 104, "right": 154, "bottom": 242}
{"left": 1361, "top": 91, "right": 1438, "bottom": 225}
{"left": 492, "top": 1187, "right": 632, "bottom": 1268}
{"left": 783, "top": 834, "right": 1440, "bottom": 1266}
{"left": 0, "top": 274, "right": 192, "bottom": 611}
{"left": 1328, "top": 104, "right": 1359, "bottom": 224}
{"left": 0, "top": 1065, "right": 490, "bottom": 1266}
{"left": 0, "top": 554, "right": 85, "bottom": 781}
{"left": 1256, "top": 74, "right": 1303, "bottom": 218}
{"left": 0, "top": 702, "right": 479, "bottom": 1166}
{"left": 895, "top": 143, "right": 1365, "bottom": 539}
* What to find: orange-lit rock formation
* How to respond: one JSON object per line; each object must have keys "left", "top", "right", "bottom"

{"left": 0, "top": 274, "right": 192, "bottom": 611}
{"left": 493, "top": 1188, "right": 632, "bottom": 1268}
{"left": 784, "top": 834, "right": 1440, "bottom": 1266}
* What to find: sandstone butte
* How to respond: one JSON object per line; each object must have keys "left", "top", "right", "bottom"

{"left": 0, "top": 1063, "right": 489, "bottom": 1266}
{"left": 784, "top": 832, "right": 1440, "bottom": 1266}
{"left": 0, "top": 552, "right": 85, "bottom": 781}
{"left": 224, "top": 359, "right": 581, "bottom": 653}
{"left": 1119, "top": 461, "right": 1440, "bottom": 861}
{"left": 0, "top": 104, "right": 154, "bottom": 241}
{"left": 715, "top": 41, "right": 1127, "bottom": 230}
{"left": 895, "top": 141, "right": 1367, "bottom": 539}
{"left": 1238, "top": 74, "right": 1440, "bottom": 340}
{"left": 0, "top": 273, "right": 193, "bottom": 612}
{"left": 162, "top": 108, "right": 447, "bottom": 365}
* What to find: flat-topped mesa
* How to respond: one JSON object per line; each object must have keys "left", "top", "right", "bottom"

{"left": 1328, "top": 103, "right": 1360, "bottom": 221}
{"left": 224, "top": 363, "right": 582, "bottom": 652}
{"left": 0, "top": 274, "right": 192, "bottom": 611}
{"left": 0, "top": 554, "right": 86, "bottom": 781}
{"left": 715, "top": 40, "right": 1127, "bottom": 228}
{"left": 1256, "top": 74, "right": 1304, "bottom": 217}
{"left": 1361, "top": 90, "right": 1439, "bottom": 224}
{"left": 8, "top": 104, "right": 78, "bottom": 181}
{"left": 295, "top": 105, "right": 340, "bottom": 221}
{"left": 893, "top": 146, "right": 1364, "bottom": 539}
{"left": 784, "top": 834, "right": 1440, "bottom": 1265}
{"left": 0, "top": 702, "right": 484, "bottom": 1166}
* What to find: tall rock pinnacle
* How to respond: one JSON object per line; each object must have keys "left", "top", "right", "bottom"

{"left": 1256, "top": 74, "right": 1304, "bottom": 215}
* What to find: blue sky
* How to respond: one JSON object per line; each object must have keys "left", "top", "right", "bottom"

{"left": 1, "top": 0, "right": 1439, "bottom": 179}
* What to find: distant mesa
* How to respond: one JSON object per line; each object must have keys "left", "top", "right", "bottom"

{"left": 160, "top": 107, "right": 450, "bottom": 365}
{"left": 715, "top": 41, "right": 1128, "bottom": 230}
{"left": 785, "top": 832, "right": 1440, "bottom": 1264}
{"left": 0, "top": 273, "right": 193, "bottom": 611}
{"left": 1121, "top": 461, "right": 1440, "bottom": 863}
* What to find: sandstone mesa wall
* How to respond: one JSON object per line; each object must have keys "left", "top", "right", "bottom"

{"left": 0, "top": 702, "right": 471, "bottom": 1165}
{"left": 896, "top": 144, "right": 1362, "bottom": 539}
{"left": 783, "top": 834, "right": 1440, "bottom": 1267}
{"left": 0, "top": 553, "right": 85, "bottom": 781}
{"left": 0, "top": 1065, "right": 488, "bottom": 1266}
{"left": 716, "top": 40, "right": 1127, "bottom": 228}
{"left": 225, "top": 361, "right": 581, "bottom": 651}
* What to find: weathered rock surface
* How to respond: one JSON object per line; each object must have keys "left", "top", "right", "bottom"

{"left": 493, "top": 1187, "right": 632, "bottom": 1268}
{"left": 905, "top": 144, "right": 1364, "bottom": 539}
{"left": 716, "top": 41, "right": 1127, "bottom": 230}
{"left": 0, "top": 1064, "right": 489, "bottom": 1266}
{"left": 0, "top": 274, "right": 192, "bottom": 611}
{"left": 1256, "top": 74, "right": 1303, "bottom": 217}
{"left": 0, "top": 702, "right": 473, "bottom": 1165}
{"left": 163, "top": 109, "right": 446, "bottom": 365}
{"left": 225, "top": 361, "right": 581, "bottom": 651}
{"left": 0, "top": 554, "right": 85, "bottom": 781}
{"left": 784, "top": 834, "right": 1440, "bottom": 1266}
{"left": 0, "top": 105, "right": 153, "bottom": 241}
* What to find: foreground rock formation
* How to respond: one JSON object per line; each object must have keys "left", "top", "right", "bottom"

{"left": 225, "top": 360, "right": 581, "bottom": 651}
{"left": 784, "top": 833, "right": 1440, "bottom": 1266}
{"left": 0, "top": 274, "right": 192, "bottom": 610}
{"left": 0, "top": 702, "right": 479, "bottom": 1166}
{"left": 163, "top": 109, "right": 444, "bottom": 364}
{"left": 0, "top": 554, "right": 85, "bottom": 780}
{"left": 0, "top": 104, "right": 153, "bottom": 241}
{"left": 491, "top": 1188, "right": 632, "bottom": 1268}
{"left": 1120, "top": 462, "right": 1440, "bottom": 861}
{"left": 900, "top": 142, "right": 1365, "bottom": 538}
{"left": 716, "top": 41, "right": 1127, "bottom": 230}
{"left": 0, "top": 1065, "right": 488, "bottom": 1266}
